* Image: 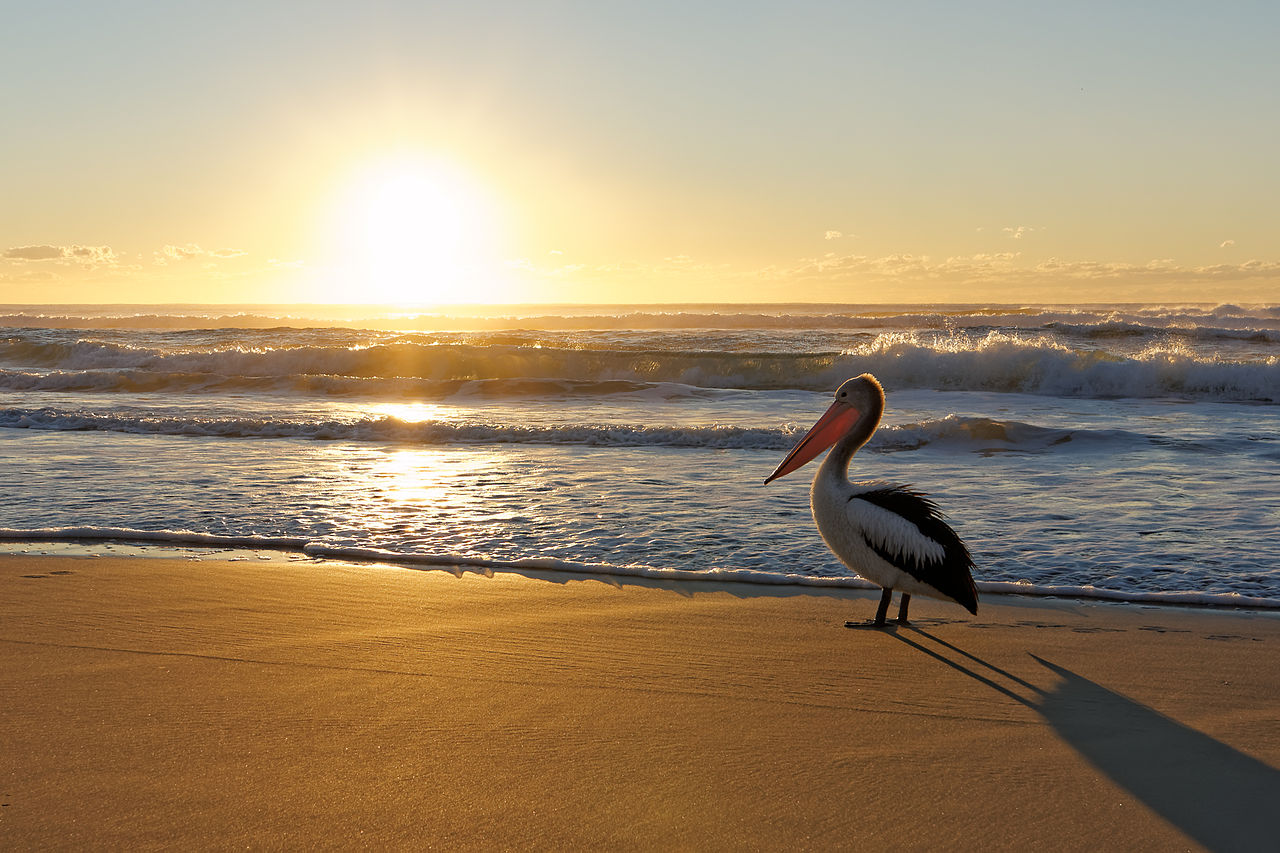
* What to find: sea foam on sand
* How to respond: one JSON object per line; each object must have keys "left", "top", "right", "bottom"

{"left": 4, "top": 527, "right": 1280, "bottom": 610}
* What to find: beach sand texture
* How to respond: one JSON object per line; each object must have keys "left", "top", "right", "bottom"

{"left": 2, "top": 554, "right": 1278, "bottom": 850}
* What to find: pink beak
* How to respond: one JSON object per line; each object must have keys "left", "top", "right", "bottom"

{"left": 764, "top": 400, "right": 862, "bottom": 484}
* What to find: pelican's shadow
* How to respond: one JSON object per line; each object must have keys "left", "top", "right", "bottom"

{"left": 893, "top": 628, "right": 1280, "bottom": 852}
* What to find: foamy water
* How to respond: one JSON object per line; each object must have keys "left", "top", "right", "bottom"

{"left": 2, "top": 303, "right": 1277, "bottom": 607}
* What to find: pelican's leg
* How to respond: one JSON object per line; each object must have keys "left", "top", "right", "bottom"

{"left": 897, "top": 593, "right": 911, "bottom": 624}
{"left": 874, "top": 588, "right": 892, "bottom": 626}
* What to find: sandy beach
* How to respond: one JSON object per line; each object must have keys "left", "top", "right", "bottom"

{"left": 2, "top": 553, "right": 1277, "bottom": 850}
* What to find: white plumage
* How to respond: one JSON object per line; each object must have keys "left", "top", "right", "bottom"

{"left": 766, "top": 374, "right": 978, "bottom": 626}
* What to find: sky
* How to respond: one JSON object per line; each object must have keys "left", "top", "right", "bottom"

{"left": 1, "top": 0, "right": 1277, "bottom": 305}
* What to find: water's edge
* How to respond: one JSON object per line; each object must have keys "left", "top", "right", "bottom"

{"left": 4, "top": 526, "right": 1277, "bottom": 611}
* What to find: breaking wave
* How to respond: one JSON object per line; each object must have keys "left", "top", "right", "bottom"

{"left": 2, "top": 331, "right": 1276, "bottom": 401}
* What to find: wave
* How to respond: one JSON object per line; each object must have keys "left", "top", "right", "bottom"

{"left": 3, "top": 525, "right": 1277, "bottom": 610}
{"left": 0, "top": 406, "right": 797, "bottom": 449}
{"left": 0, "top": 368, "right": 662, "bottom": 400}
{"left": 844, "top": 332, "right": 1279, "bottom": 401}
{"left": 1044, "top": 320, "right": 1280, "bottom": 344}
{"left": 3, "top": 330, "right": 1276, "bottom": 401}
{"left": 0, "top": 406, "right": 1253, "bottom": 455}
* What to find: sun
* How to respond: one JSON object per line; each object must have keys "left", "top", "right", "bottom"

{"left": 325, "top": 152, "right": 507, "bottom": 305}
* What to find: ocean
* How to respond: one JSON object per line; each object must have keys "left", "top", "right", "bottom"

{"left": 2, "top": 303, "right": 1278, "bottom": 608}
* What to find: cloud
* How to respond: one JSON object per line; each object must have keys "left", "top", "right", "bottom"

{"left": 1002, "top": 226, "right": 1038, "bottom": 240}
{"left": 1028, "top": 257, "right": 1280, "bottom": 282}
{"left": 824, "top": 230, "right": 843, "bottom": 240}
{"left": 155, "top": 244, "right": 203, "bottom": 263}
{"left": 154, "top": 244, "right": 248, "bottom": 265}
{"left": 66, "top": 245, "right": 119, "bottom": 264}
{"left": 1220, "top": 239, "right": 1235, "bottom": 248}
{"left": 781, "top": 251, "right": 1025, "bottom": 283}
{"left": 4, "top": 245, "right": 64, "bottom": 260}
{"left": 3, "top": 244, "right": 117, "bottom": 265}
{"left": 782, "top": 251, "right": 1280, "bottom": 288}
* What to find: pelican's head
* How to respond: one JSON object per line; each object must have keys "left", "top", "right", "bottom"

{"left": 834, "top": 373, "right": 884, "bottom": 410}
{"left": 764, "top": 373, "right": 885, "bottom": 484}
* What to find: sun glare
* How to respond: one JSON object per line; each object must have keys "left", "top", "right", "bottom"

{"left": 326, "top": 153, "right": 507, "bottom": 305}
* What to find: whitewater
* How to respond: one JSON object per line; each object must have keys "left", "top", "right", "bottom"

{"left": 2, "top": 303, "right": 1277, "bottom": 607}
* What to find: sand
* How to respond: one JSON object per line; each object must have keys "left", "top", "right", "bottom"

{"left": 2, "top": 553, "right": 1278, "bottom": 850}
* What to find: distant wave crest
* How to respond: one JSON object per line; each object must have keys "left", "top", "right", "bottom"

{"left": 2, "top": 330, "right": 1276, "bottom": 401}
{"left": 3, "top": 302, "right": 1280, "bottom": 333}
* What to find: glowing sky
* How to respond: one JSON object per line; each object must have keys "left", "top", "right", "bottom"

{"left": 2, "top": 1, "right": 1276, "bottom": 304}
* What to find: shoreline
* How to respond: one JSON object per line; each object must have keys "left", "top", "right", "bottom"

{"left": 5, "top": 533, "right": 1279, "bottom": 612}
{"left": 3, "top": 553, "right": 1278, "bottom": 849}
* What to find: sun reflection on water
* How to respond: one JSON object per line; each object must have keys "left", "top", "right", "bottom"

{"left": 364, "top": 401, "right": 460, "bottom": 425}
{"left": 322, "top": 444, "right": 530, "bottom": 550}
{"left": 367, "top": 447, "right": 494, "bottom": 509}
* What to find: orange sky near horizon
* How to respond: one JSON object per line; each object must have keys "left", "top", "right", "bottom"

{"left": 1, "top": 2, "right": 1277, "bottom": 306}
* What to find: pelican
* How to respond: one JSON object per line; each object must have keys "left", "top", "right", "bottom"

{"left": 765, "top": 374, "right": 978, "bottom": 627}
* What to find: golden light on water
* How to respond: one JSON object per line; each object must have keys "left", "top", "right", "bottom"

{"left": 325, "top": 443, "right": 511, "bottom": 537}
{"left": 333, "top": 407, "right": 518, "bottom": 521}
{"left": 364, "top": 447, "right": 490, "bottom": 509}
{"left": 366, "top": 402, "right": 456, "bottom": 425}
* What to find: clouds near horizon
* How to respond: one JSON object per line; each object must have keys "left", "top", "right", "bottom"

{"left": 0, "top": 242, "right": 264, "bottom": 299}
{"left": 6, "top": 234, "right": 1278, "bottom": 304}
{"left": 4, "top": 245, "right": 118, "bottom": 265}
{"left": 153, "top": 244, "right": 249, "bottom": 265}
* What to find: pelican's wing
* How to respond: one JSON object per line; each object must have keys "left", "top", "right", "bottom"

{"left": 848, "top": 485, "right": 978, "bottom": 612}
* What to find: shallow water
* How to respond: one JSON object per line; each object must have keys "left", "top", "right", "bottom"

{"left": 2, "top": 303, "right": 1277, "bottom": 605}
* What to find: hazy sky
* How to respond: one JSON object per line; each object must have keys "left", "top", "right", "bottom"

{"left": 2, "top": 1, "right": 1276, "bottom": 304}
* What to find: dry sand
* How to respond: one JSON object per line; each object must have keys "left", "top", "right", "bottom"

{"left": 2, "top": 553, "right": 1278, "bottom": 850}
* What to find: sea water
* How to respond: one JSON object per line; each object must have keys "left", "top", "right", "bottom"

{"left": 1, "top": 303, "right": 1277, "bottom": 607}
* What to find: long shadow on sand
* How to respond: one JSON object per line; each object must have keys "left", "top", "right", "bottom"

{"left": 891, "top": 627, "right": 1280, "bottom": 853}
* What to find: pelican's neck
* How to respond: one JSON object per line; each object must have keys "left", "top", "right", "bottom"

{"left": 817, "top": 392, "right": 883, "bottom": 486}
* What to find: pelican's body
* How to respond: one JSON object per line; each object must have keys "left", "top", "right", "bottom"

{"left": 766, "top": 374, "right": 977, "bottom": 626}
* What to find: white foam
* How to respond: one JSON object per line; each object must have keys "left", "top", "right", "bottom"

{"left": 0, "top": 526, "right": 310, "bottom": 549}
{"left": 3, "top": 526, "right": 1277, "bottom": 610}
{"left": 4, "top": 327, "right": 1276, "bottom": 401}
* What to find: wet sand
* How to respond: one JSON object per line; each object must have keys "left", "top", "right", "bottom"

{"left": 2, "top": 553, "right": 1278, "bottom": 850}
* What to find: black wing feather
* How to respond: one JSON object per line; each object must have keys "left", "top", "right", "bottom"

{"left": 852, "top": 486, "right": 978, "bottom": 614}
